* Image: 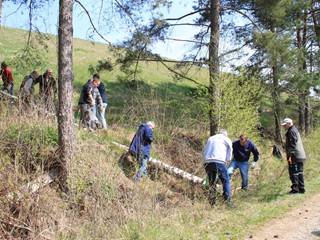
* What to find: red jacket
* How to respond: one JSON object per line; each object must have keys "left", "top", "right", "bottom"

{"left": 1, "top": 67, "right": 14, "bottom": 84}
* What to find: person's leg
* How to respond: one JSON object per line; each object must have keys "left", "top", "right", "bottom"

{"left": 288, "top": 161, "right": 299, "bottom": 193}
{"left": 135, "top": 156, "right": 149, "bottom": 182}
{"left": 205, "top": 163, "right": 218, "bottom": 206}
{"left": 89, "top": 106, "right": 96, "bottom": 130}
{"left": 217, "top": 163, "right": 231, "bottom": 202}
{"left": 238, "top": 161, "right": 249, "bottom": 190}
{"left": 97, "top": 103, "right": 107, "bottom": 130}
{"left": 297, "top": 162, "right": 305, "bottom": 193}
{"left": 9, "top": 83, "right": 13, "bottom": 95}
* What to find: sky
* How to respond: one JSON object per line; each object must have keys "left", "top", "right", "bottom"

{"left": 1, "top": 0, "right": 197, "bottom": 60}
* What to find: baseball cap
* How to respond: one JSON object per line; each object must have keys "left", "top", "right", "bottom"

{"left": 281, "top": 118, "right": 293, "bottom": 125}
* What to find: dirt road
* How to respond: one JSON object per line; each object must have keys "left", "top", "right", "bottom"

{"left": 243, "top": 193, "right": 320, "bottom": 240}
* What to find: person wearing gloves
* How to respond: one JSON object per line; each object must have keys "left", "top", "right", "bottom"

{"left": 282, "top": 118, "right": 306, "bottom": 194}
{"left": 227, "top": 134, "right": 259, "bottom": 191}
{"left": 203, "top": 129, "right": 235, "bottom": 208}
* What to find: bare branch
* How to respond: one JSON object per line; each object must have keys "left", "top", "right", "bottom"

{"left": 221, "top": 6, "right": 262, "bottom": 33}
{"left": 166, "top": 37, "right": 207, "bottom": 45}
{"left": 164, "top": 8, "right": 208, "bottom": 21}
{"left": 159, "top": 60, "right": 208, "bottom": 88}
{"left": 74, "top": 0, "right": 112, "bottom": 45}
{"left": 219, "top": 42, "right": 249, "bottom": 59}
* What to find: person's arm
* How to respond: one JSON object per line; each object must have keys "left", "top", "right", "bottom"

{"left": 33, "top": 75, "right": 40, "bottom": 85}
{"left": 20, "top": 76, "right": 28, "bottom": 92}
{"left": 226, "top": 138, "right": 233, "bottom": 162}
{"left": 88, "top": 93, "right": 94, "bottom": 106}
{"left": 251, "top": 142, "right": 259, "bottom": 162}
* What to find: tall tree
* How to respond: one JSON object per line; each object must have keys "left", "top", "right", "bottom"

{"left": 57, "top": 0, "right": 75, "bottom": 188}
{"left": 116, "top": 0, "right": 253, "bottom": 135}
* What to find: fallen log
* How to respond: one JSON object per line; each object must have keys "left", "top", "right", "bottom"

{"left": 0, "top": 90, "right": 18, "bottom": 100}
{"left": 112, "top": 141, "right": 205, "bottom": 184}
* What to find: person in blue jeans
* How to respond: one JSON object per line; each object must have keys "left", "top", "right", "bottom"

{"left": 129, "top": 121, "right": 156, "bottom": 183}
{"left": 203, "top": 129, "right": 235, "bottom": 207}
{"left": 96, "top": 80, "right": 108, "bottom": 130}
{"left": 227, "top": 134, "right": 259, "bottom": 190}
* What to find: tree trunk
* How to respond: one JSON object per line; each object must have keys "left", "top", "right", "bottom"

{"left": 298, "top": 94, "right": 306, "bottom": 134}
{"left": 311, "top": 1, "right": 320, "bottom": 48}
{"left": 0, "top": 0, "right": 2, "bottom": 28}
{"left": 208, "top": 0, "right": 220, "bottom": 136}
{"left": 57, "top": 0, "right": 75, "bottom": 190}
{"left": 272, "top": 65, "right": 283, "bottom": 145}
{"left": 305, "top": 96, "right": 312, "bottom": 134}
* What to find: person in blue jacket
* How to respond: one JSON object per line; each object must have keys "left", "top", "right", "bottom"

{"left": 227, "top": 134, "right": 259, "bottom": 190}
{"left": 129, "top": 121, "right": 156, "bottom": 182}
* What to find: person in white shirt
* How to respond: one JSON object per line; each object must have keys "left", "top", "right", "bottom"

{"left": 203, "top": 129, "right": 235, "bottom": 207}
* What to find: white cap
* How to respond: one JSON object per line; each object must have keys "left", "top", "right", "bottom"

{"left": 281, "top": 118, "right": 293, "bottom": 126}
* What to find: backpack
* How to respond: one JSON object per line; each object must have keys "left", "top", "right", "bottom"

{"left": 272, "top": 145, "right": 283, "bottom": 159}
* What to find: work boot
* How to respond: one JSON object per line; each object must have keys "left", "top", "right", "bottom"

{"left": 224, "top": 201, "right": 236, "bottom": 208}
{"left": 288, "top": 189, "right": 299, "bottom": 194}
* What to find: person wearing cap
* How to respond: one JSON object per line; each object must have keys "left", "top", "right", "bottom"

{"left": 34, "top": 68, "right": 57, "bottom": 112}
{"left": 129, "top": 121, "right": 155, "bottom": 183}
{"left": 203, "top": 129, "right": 235, "bottom": 208}
{"left": 281, "top": 118, "right": 306, "bottom": 194}
{"left": 227, "top": 134, "right": 259, "bottom": 191}
{"left": 0, "top": 61, "right": 14, "bottom": 95}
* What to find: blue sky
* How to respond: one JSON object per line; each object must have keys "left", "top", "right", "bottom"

{"left": 2, "top": 0, "right": 197, "bottom": 60}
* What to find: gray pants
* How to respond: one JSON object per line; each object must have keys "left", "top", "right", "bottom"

{"left": 79, "top": 104, "right": 95, "bottom": 130}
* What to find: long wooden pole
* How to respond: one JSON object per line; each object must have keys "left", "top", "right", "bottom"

{"left": 112, "top": 141, "right": 205, "bottom": 184}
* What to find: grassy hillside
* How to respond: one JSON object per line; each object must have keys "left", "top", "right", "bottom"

{"left": 0, "top": 27, "right": 319, "bottom": 239}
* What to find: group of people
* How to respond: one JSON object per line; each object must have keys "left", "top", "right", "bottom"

{"left": 20, "top": 68, "right": 57, "bottom": 112}
{"left": 129, "top": 117, "right": 306, "bottom": 209}
{"left": 0, "top": 61, "right": 57, "bottom": 112}
{"left": 202, "top": 117, "right": 306, "bottom": 207}
{"left": 78, "top": 73, "right": 108, "bottom": 131}
{"left": 1, "top": 62, "right": 109, "bottom": 129}
{"left": 203, "top": 130, "right": 259, "bottom": 208}
{"left": 2, "top": 62, "right": 307, "bottom": 208}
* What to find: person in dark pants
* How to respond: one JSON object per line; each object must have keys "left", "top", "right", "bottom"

{"left": 129, "top": 121, "right": 155, "bottom": 183}
{"left": 203, "top": 129, "right": 235, "bottom": 208}
{"left": 78, "top": 76, "right": 102, "bottom": 131}
{"left": 282, "top": 118, "right": 306, "bottom": 194}
{"left": 227, "top": 134, "right": 259, "bottom": 190}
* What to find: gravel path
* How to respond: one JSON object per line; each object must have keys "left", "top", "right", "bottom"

{"left": 243, "top": 193, "right": 320, "bottom": 240}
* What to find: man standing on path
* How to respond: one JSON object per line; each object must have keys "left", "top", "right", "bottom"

{"left": 0, "top": 61, "right": 14, "bottom": 95}
{"left": 282, "top": 118, "right": 306, "bottom": 194}
{"left": 227, "top": 134, "right": 259, "bottom": 190}
{"left": 203, "top": 129, "right": 235, "bottom": 207}
{"left": 129, "top": 121, "right": 155, "bottom": 183}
